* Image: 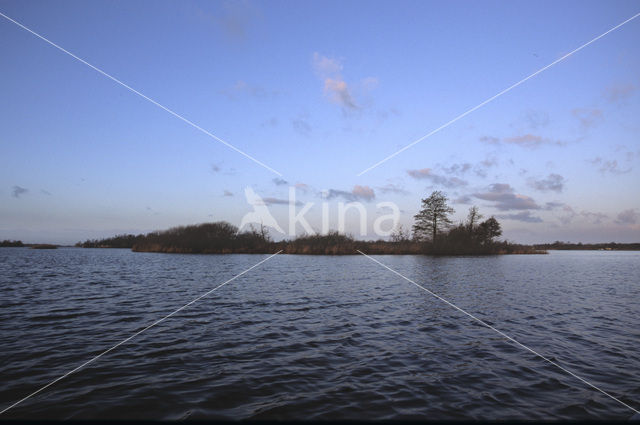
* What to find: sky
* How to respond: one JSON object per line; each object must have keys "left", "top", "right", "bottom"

{"left": 1, "top": 0, "right": 639, "bottom": 244}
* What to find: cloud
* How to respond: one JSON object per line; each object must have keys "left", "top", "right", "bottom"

{"left": 544, "top": 201, "right": 565, "bottom": 210}
{"left": 523, "top": 110, "right": 549, "bottom": 129}
{"left": 433, "top": 159, "right": 496, "bottom": 179}
{"left": 479, "top": 136, "right": 500, "bottom": 144}
{"left": 292, "top": 117, "right": 312, "bottom": 136}
{"left": 40, "top": 189, "right": 52, "bottom": 196}
{"left": 620, "top": 147, "right": 640, "bottom": 161}
{"left": 223, "top": 167, "right": 238, "bottom": 176}
{"left": 262, "top": 197, "right": 303, "bottom": 206}
{"left": 572, "top": 108, "right": 603, "bottom": 129}
{"left": 407, "top": 168, "right": 468, "bottom": 188}
{"left": 272, "top": 177, "right": 288, "bottom": 186}
{"left": 294, "top": 183, "right": 310, "bottom": 193}
{"left": 352, "top": 185, "right": 375, "bottom": 201}
{"left": 324, "top": 78, "right": 358, "bottom": 110}
{"left": 313, "top": 53, "right": 357, "bottom": 110}
{"left": 378, "top": 183, "right": 409, "bottom": 195}
{"left": 557, "top": 205, "right": 609, "bottom": 225}
{"left": 220, "top": 80, "right": 279, "bottom": 100}
{"left": 480, "top": 156, "right": 499, "bottom": 168}
{"left": 223, "top": 190, "right": 234, "bottom": 197}
{"left": 482, "top": 133, "right": 574, "bottom": 149}
{"left": 498, "top": 211, "right": 543, "bottom": 223}
{"left": 312, "top": 52, "right": 378, "bottom": 113}
{"left": 12, "top": 186, "right": 28, "bottom": 198}
{"left": 589, "top": 157, "right": 631, "bottom": 175}
{"left": 407, "top": 168, "right": 431, "bottom": 179}
{"left": 558, "top": 205, "right": 577, "bottom": 225}
{"left": 581, "top": 211, "right": 608, "bottom": 225}
{"left": 528, "top": 173, "right": 565, "bottom": 193}
{"left": 503, "top": 134, "right": 565, "bottom": 148}
{"left": 194, "top": 1, "right": 260, "bottom": 43}
{"left": 473, "top": 183, "right": 540, "bottom": 211}
{"left": 261, "top": 117, "right": 278, "bottom": 127}
{"left": 441, "top": 163, "right": 472, "bottom": 175}
{"left": 325, "top": 185, "right": 375, "bottom": 202}
{"left": 477, "top": 156, "right": 499, "bottom": 177}
{"left": 453, "top": 195, "right": 472, "bottom": 204}
{"left": 324, "top": 189, "right": 355, "bottom": 201}
{"left": 616, "top": 209, "right": 639, "bottom": 225}
{"left": 313, "top": 52, "right": 343, "bottom": 76}
{"left": 603, "top": 83, "right": 636, "bottom": 103}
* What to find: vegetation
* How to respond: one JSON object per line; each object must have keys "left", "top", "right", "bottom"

{"left": 0, "top": 240, "right": 24, "bottom": 247}
{"left": 533, "top": 241, "right": 640, "bottom": 251}
{"left": 30, "top": 244, "right": 58, "bottom": 249}
{"left": 274, "top": 232, "right": 424, "bottom": 255}
{"left": 75, "top": 191, "right": 547, "bottom": 255}
{"left": 1, "top": 240, "right": 58, "bottom": 249}
{"left": 412, "top": 191, "right": 454, "bottom": 241}
{"left": 131, "top": 222, "right": 272, "bottom": 254}
{"left": 79, "top": 226, "right": 425, "bottom": 255}
{"left": 412, "top": 193, "right": 542, "bottom": 255}
{"left": 77, "top": 234, "right": 146, "bottom": 248}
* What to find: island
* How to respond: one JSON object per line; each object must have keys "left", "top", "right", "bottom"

{"left": 76, "top": 192, "right": 544, "bottom": 256}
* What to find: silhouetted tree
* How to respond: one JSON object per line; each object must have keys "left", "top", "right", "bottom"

{"left": 477, "top": 216, "right": 502, "bottom": 244}
{"left": 413, "top": 191, "right": 454, "bottom": 241}
{"left": 466, "top": 206, "right": 483, "bottom": 233}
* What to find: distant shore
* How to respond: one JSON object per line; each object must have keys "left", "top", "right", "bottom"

{"left": 5, "top": 235, "right": 640, "bottom": 255}
{"left": 532, "top": 242, "right": 640, "bottom": 251}
{"left": 0, "top": 240, "right": 58, "bottom": 249}
{"left": 29, "top": 244, "right": 58, "bottom": 250}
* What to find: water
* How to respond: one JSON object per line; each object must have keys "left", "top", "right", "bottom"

{"left": 0, "top": 248, "right": 638, "bottom": 420}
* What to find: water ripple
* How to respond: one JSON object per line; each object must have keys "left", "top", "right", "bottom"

{"left": 0, "top": 248, "right": 638, "bottom": 420}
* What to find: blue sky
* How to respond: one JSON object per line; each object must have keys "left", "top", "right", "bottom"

{"left": 1, "top": 0, "right": 639, "bottom": 244}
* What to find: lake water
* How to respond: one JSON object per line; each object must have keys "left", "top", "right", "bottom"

{"left": 0, "top": 248, "right": 638, "bottom": 420}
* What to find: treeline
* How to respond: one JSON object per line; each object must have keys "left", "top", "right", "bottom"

{"left": 0, "top": 240, "right": 24, "bottom": 247}
{"left": 420, "top": 224, "right": 542, "bottom": 255}
{"left": 409, "top": 191, "right": 544, "bottom": 255}
{"left": 74, "top": 190, "right": 548, "bottom": 256}
{"left": 78, "top": 222, "right": 274, "bottom": 254}
{"left": 77, "top": 224, "right": 425, "bottom": 255}
{"left": 274, "top": 232, "right": 424, "bottom": 255}
{"left": 77, "top": 233, "right": 147, "bottom": 248}
{"left": 1, "top": 240, "right": 58, "bottom": 249}
{"left": 77, "top": 224, "right": 423, "bottom": 255}
{"left": 75, "top": 220, "right": 539, "bottom": 256}
{"left": 132, "top": 222, "right": 272, "bottom": 254}
{"left": 533, "top": 241, "right": 640, "bottom": 251}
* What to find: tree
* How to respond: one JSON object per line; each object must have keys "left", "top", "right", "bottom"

{"left": 477, "top": 216, "right": 502, "bottom": 244}
{"left": 390, "top": 224, "right": 410, "bottom": 242}
{"left": 412, "top": 191, "right": 454, "bottom": 241}
{"left": 466, "top": 206, "right": 483, "bottom": 233}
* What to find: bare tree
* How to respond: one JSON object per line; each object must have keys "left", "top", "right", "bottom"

{"left": 412, "top": 191, "right": 454, "bottom": 241}
{"left": 466, "top": 206, "right": 483, "bottom": 233}
{"left": 390, "top": 224, "right": 410, "bottom": 242}
{"left": 259, "top": 222, "right": 271, "bottom": 242}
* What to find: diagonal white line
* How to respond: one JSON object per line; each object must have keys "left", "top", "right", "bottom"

{"left": 0, "top": 11, "right": 283, "bottom": 177}
{"left": 356, "top": 250, "right": 640, "bottom": 416}
{"left": 357, "top": 11, "right": 640, "bottom": 176}
{"left": 0, "top": 250, "right": 282, "bottom": 416}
